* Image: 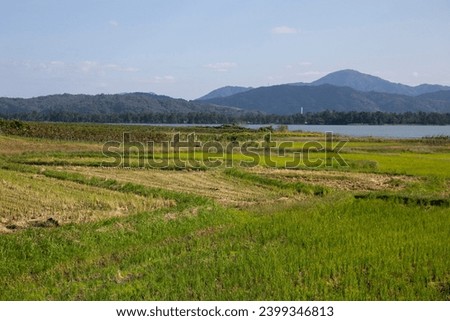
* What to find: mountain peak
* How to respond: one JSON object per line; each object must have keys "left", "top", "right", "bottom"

{"left": 196, "top": 86, "right": 253, "bottom": 100}
{"left": 200, "top": 70, "right": 450, "bottom": 101}
{"left": 311, "top": 69, "right": 450, "bottom": 95}
{"left": 313, "top": 70, "right": 395, "bottom": 92}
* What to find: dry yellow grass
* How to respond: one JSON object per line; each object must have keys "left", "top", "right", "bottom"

{"left": 0, "top": 169, "right": 174, "bottom": 233}
{"left": 64, "top": 166, "right": 305, "bottom": 207}
{"left": 246, "top": 167, "right": 419, "bottom": 192}
{"left": 0, "top": 135, "right": 101, "bottom": 155}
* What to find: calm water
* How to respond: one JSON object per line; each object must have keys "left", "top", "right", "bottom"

{"left": 143, "top": 124, "right": 450, "bottom": 138}
{"left": 246, "top": 125, "right": 450, "bottom": 138}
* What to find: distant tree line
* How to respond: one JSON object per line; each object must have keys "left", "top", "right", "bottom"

{"left": 1, "top": 110, "right": 449, "bottom": 125}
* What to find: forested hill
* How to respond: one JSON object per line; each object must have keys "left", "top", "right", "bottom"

{"left": 198, "top": 70, "right": 450, "bottom": 101}
{"left": 196, "top": 86, "right": 252, "bottom": 100}
{"left": 1, "top": 91, "right": 450, "bottom": 125}
{"left": 200, "top": 84, "right": 450, "bottom": 115}
{"left": 306, "top": 69, "right": 450, "bottom": 96}
{"left": 0, "top": 92, "right": 242, "bottom": 115}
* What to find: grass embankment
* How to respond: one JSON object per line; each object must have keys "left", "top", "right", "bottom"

{"left": 0, "top": 120, "right": 449, "bottom": 300}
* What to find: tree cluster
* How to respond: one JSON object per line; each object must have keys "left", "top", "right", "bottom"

{"left": 1, "top": 111, "right": 449, "bottom": 125}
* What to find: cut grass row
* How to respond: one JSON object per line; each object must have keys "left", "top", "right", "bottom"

{"left": 8, "top": 146, "right": 450, "bottom": 178}
{"left": 224, "top": 168, "right": 328, "bottom": 196}
{"left": 0, "top": 169, "right": 171, "bottom": 231}
{"left": 0, "top": 161, "right": 210, "bottom": 208}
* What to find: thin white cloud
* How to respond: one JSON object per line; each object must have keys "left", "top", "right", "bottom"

{"left": 124, "top": 67, "right": 139, "bottom": 72}
{"left": 109, "top": 20, "right": 119, "bottom": 27}
{"left": 271, "top": 26, "right": 299, "bottom": 34}
{"left": 79, "top": 61, "right": 98, "bottom": 73}
{"left": 49, "top": 60, "right": 65, "bottom": 66}
{"left": 412, "top": 71, "right": 419, "bottom": 78}
{"left": 297, "top": 71, "right": 324, "bottom": 77}
{"left": 104, "top": 64, "right": 139, "bottom": 72}
{"left": 6, "top": 60, "right": 139, "bottom": 75}
{"left": 153, "top": 75, "right": 175, "bottom": 83}
{"left": 135, "top": 75, "right": 176, "bottom": 84}
{"left": 204, "top": 62, "right": 237, "bottom": 72}
{"left": 286, "top": 62, "right": 312, "bottom": 69}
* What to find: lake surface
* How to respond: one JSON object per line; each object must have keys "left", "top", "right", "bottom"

{"left": 246, "top": 125, "right": 450, "bottom": 138}
{"left": 142, "top": 124, "right": 450, "bottom": 138}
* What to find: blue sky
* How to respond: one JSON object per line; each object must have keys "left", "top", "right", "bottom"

{"left": 1, "top": 0, "right": 449, "bottom": 99}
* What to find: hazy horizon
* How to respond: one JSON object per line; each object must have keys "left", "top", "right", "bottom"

{"left": 1, "top": 0, "right": 449, "bottom": 100}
